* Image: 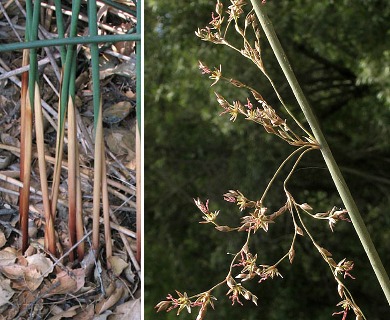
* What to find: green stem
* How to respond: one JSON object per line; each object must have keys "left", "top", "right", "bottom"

{"left": 53, "top": 0, "right": 66, "bottom": 63}
{"left": 250, "top": 0, "right": 390, "bottom": 304}
{"left": 136, "top": 0, "right": 142, "bottom": 130}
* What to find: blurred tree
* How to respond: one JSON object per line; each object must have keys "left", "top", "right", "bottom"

{"left": 145, "top": 1, "right": 390, "bottom": 319}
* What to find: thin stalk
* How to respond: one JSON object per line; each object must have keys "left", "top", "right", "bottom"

{"left": 19, "top": 0, "right": 39, "bottom": 253}
{"left": 260, "top": 145, "right": 308, "bottom": 203}
{"left": 136, "top": 0, "right": 142, "bottom": 128}
{"left": 92, "top": 103, "right": 103, "bottom": 252}
{"left": 135, "top": 0, "right": 142, "bottom": 265}
{"left": 50, "top": 0, "right": 82, "bottom": 217}
{"left": 75, "top": 144, "right": 85, "bottom": 260}
{"left": 19, "top": 50, "right": 32, "bottom": 253}
{"left": 67, "top": 95, "right": 77, "bottom": 261}
{"left": 136, "top": 120, "right": 141, "bottom": 263}
{"left": 250, "top": 0, "right": 390, "bottom": 303}
{"left": 88, "top": 0, "right": 102, "bottom": 129}
{"left": 33, "top": 83, "right": 56, "bottom": 255}
{"left": 27, "top": 0, "right": 40, "bottom": 106}
{"left": 67, "top": 52, "right": 80, "bottom": 261}
{"left": 53, "top": 0, "right": 66, "bottom": 63}
{"left": 24, "top": 0, "right": 33, "bottom": 40}
{"left": 88, "top": 0, "right": 104, "bottom": 253}
{"left": 101, "top": 143, "right": 113, "bottom": 267}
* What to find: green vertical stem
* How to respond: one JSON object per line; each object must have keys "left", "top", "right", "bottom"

{"left": 28, "top": 0, "right": 41, "bottom": 107}
{"left": 135, "top": 0, "right": 142, "bottom": 264}
{"left": 88, "top": 0, "right": 101, "bottom": 128}
{"left": 24, "top": 0, "right": 32, "bottom": 41}
{"left": 250, "top": 1, "right": 390, "bottom": 304}
{"left": 51, "top": 0, "right": 82, "bottom": 216}
{"left": 53, "top": 0, "right": 66, "bottom": 64}
{"left": 136, "top": 0, "right": 141, "bottom": 130}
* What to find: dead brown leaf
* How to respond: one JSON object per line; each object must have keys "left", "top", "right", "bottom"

{"left": 0, "top": 252, "right": 54, "bottom": 291}
{"left": 94, "top": 310, "right": 113, "bottom": 320}
{"left": 24, "top": 267, "right": 42, "bottom": 291}
{"left": 109, "top": 299, "right": 141, "bottom": 320}
{"left": 26, "top": 253, "right": 54, "bottom": 275}
{"left": 73, "top": 304, "right": 95, "bottom": 320}
{"left": 108, "top": 256, "right": 128, "bottom": 277}
{"left": 0, "top": 277, "right": 14, "bottom": 308}
{"left": 0, "top": 179, "right": 19, "bottom": 205}
{"left": 0, "top": 263, "right": 24, "bottom": 281}
{"left": 0, "top": 248, "right": 16, "bottom": 267}
{"left": 48, "top": 268, "right": 85, "bottom": 295}
{"left": 0, "top": 232, "right": 6, "bottom": 248}
{"left": 105, "top": 127, "right": 135, "bottom": 163}
{"left": 0, "top": 303, "right": 19, "bottom": 320}
{"left": 95, "top": 285, "right": 124, "bottom": 315}
{"left": 48, "top": 305, "right": 80, "bottom": 320}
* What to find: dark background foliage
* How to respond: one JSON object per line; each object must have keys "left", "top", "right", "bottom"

{"left": 144, "top": 1, "right": 390, "bottom": 319}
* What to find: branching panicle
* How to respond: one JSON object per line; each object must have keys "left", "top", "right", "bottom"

{"left": 157, "top": 1, "right": 364, "bottom": 319}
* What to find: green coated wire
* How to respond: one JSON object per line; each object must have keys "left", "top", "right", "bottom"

{"left": 0, "top": 34, "right": 141, "bottom": 52}
{"left": 99, "top": 0, "right": 137, "bottom": 16}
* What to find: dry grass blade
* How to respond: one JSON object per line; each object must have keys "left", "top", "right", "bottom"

{"left": 92, "top": 101, "right": 104, "bottom": 252}
{"left": 136, "top": 121, "right": 141, "bottom": 263}
{"left": 75, "top": 144, "right": 85, "bottom": 259}
{"left": 32, "top": 82, "right": 56, "bottom": 255}
{"left": 102, "top": 142, "right": 113, "bottom": 267}
{"left": 67, "top": 95, "right": 78, "bottom": 261}
{"left": 50, "top": 85, "right": 66, "bottom": 220}
{"left": 19, "top": 49, "right": 33, "bottom": 253}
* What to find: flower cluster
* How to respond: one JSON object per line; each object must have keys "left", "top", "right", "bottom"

{"left": 233, "top": 251, "right": 259, "bottom": 281}
{"left": 215, "top": 92, "right": 242, "bottom": 122}
{"left": 332, "top": 298, "right": 364, "bottom": 320}
{"left": 334, "top": 258, "right": 355, "bottom": 280}
{"left": 195, "top": 26, "right": 225, "bottom": 44}
{"left": 198, "top": 61, "right": 222, "bottom": 86}
{"left": 214, "top": 90, "right": 313, "bottom": 147}
{"left": 239, "top": 206, "right": 274, "bottom": 233}
{"left": 155, "top": 290, "right": 217, "bottom": 319}
{"left": 155, "top": 291, "right": 192, "bottom": 315}
{"left": 227, "top": 0, "right": 246, "bottom": 22}
{"left": 193, "top": 292, "right": 217, "bottom": 320}
{"left": 315, "top": 207, "right": 351, "bottom": 231}
{"left": 257, "top": 265, "right": 284, "bottom": 283}
{"left": 194, "top": 198, "right": 219, "bottom": 224}
{"left": 226, "top": 276, "right": 258, "bottom": 306}
{"left": 233, "top": 251, "right": 283, "bottom": 284}
{"left": 223, "top": 189, "right": 255, "bottom": 211}
{"left": 195, "top": 0, "right": 225, "bottom": 44}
